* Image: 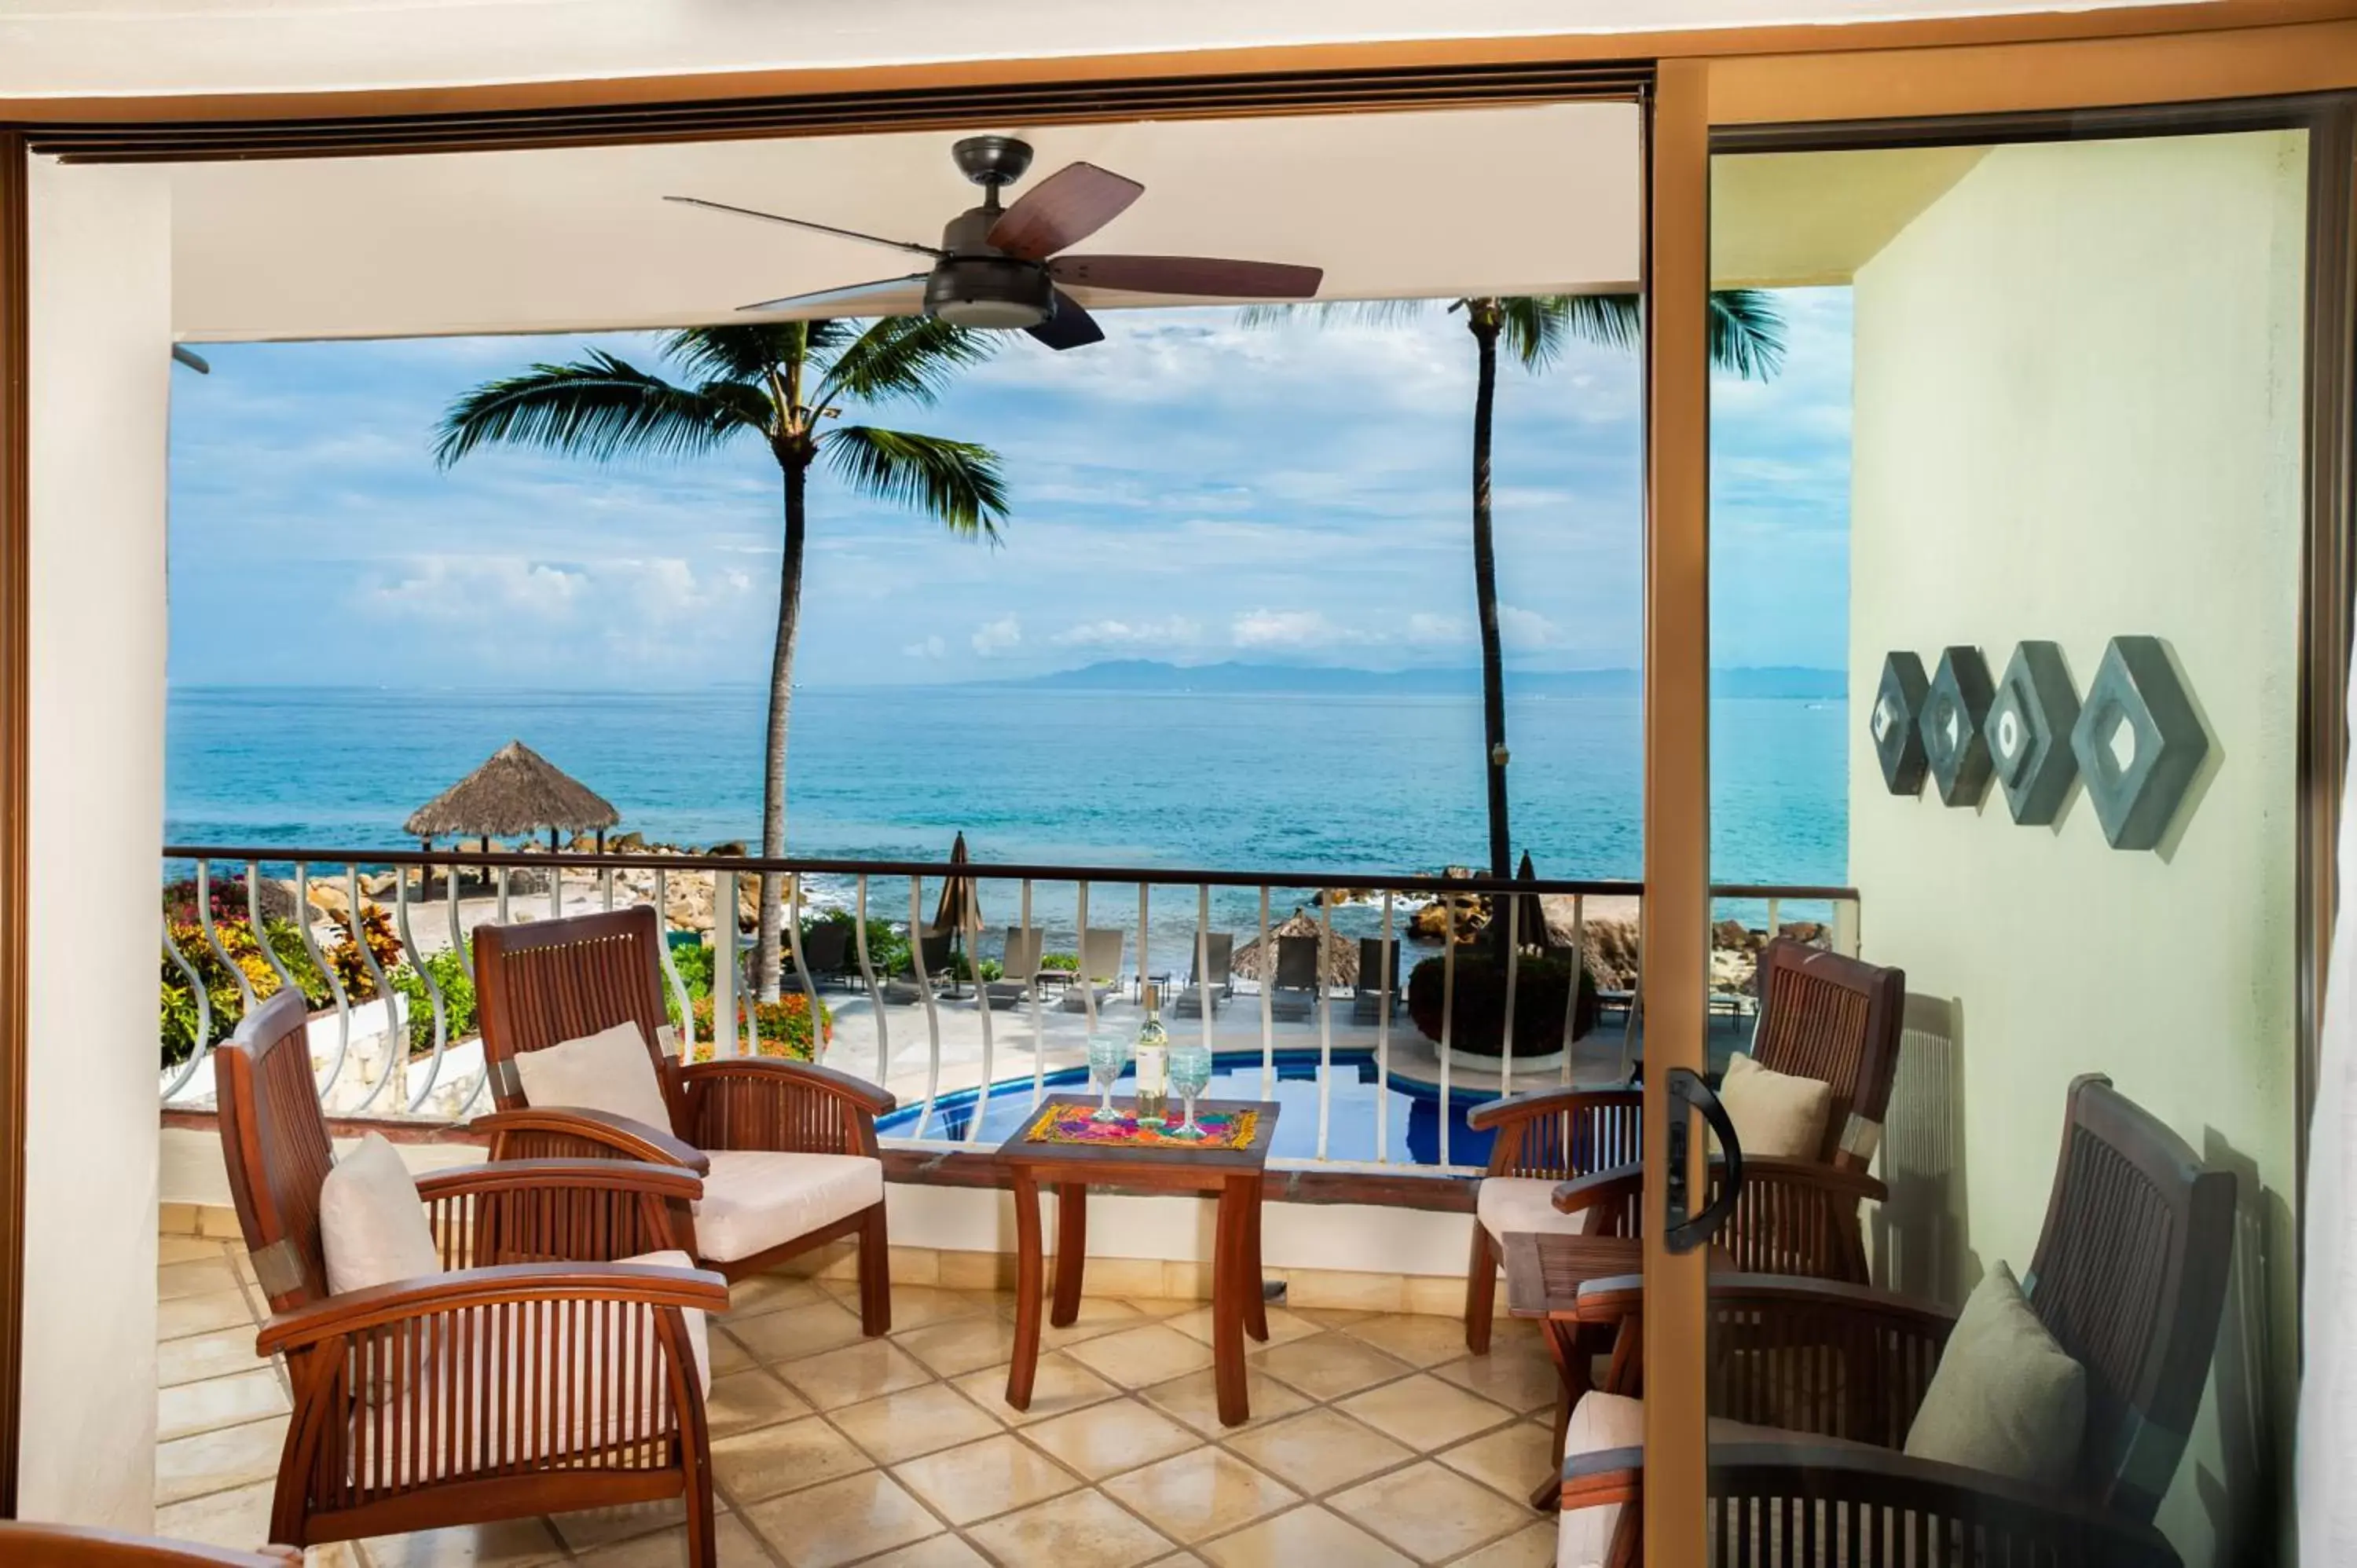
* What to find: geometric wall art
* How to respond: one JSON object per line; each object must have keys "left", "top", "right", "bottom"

{"left": 1989, "top": 640, "right": 2081, "bottom": 826}
{"left": 1920, "top": 645, "right": 1996, "bottom": 808}
{"left": 1871, "top": 651, "right": 1930, "bottom": 795}
{"left": 2068, "top": 635, "right": 2209, "bottom": 851}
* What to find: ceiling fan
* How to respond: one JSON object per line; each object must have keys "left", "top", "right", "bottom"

{"left": 666, "top": 135, "right": 1325, "bottom": 350}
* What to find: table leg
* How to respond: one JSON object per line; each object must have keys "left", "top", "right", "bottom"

{"left": 1211, "top": 1176, "right": 1251, "bottom": 1427}
{"left": 1241, "top": 1179, "right": 1268, "bottom": 1343}
{"left": 1005, "top": 1170, "right": 1043, "bottom": 1412}
{"left": 1529, "top": 1318, "right": 1586, "bottom": 1512}
{"left": 1051, "top": 1183, "right": 1087, "bottom": 1328}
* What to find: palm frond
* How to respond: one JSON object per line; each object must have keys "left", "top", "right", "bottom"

{"left": 1237, "top": 298, "right": 1435, "bottom": 331}
{"left": 1707, "top": 288, "right": 1787, "bottom": 382}
{"left": 432, "top": 350, "right": 757, "bottom": 467}
{"left": 822, "top": 426, "right": 1009, "bottom": 540}
{"left": 660, "top": 322, "right": 845, "bottom": 385}
{"left": 815, "top": 316, "right": 999, "bottom": 410}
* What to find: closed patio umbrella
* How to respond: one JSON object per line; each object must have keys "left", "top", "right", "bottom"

{"left": 930, "top": 832, "right": 979, "bottom": 935}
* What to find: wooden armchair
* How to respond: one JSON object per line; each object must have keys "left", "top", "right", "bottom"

{"left": 1557, "top": 1075, "right": 2234, "bottom": 1566}
{"left": 1462, "top": 938, "right": 1904, "bottom": 1351}
{"left": 217, "top": 990, "right": 728, "bottom": 1564}
{"left": 471, "top": 907, "right": 898, "bottom": 1332}
{"left": 0, "top": 1524, "right": 300, "bottom": 1567}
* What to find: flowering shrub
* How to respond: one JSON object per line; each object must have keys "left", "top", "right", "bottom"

{"left": 159, "top": 896, "right": 418, "bottom": 1068}
{"left": 685, "top": 992, "right": 830, "bottom": 1062}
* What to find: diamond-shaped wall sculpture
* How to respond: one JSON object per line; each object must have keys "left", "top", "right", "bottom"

{"left": 1871, "top": 652, "right": 1930, "bottom": 795}
{"left": 1920, "top": 646, "right": 1995, "bottom": 807}
{"left": 2069, "top": 636, "right": 2209, "bottom": 851}
{"left": 1989, "top": 640, "right": 2080, "bottom": 826}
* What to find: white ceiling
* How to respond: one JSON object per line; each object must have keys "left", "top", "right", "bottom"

{"left": 161, "top": 102, "right": 1642, "bottom": 341}
{"left": 1, "top": 0, "right": 2215, "bottom": 101}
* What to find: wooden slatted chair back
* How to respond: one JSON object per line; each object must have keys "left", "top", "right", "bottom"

{"left": 2024, "top": 1073, "right": 2234, "bottom": 1522}
{"left": 215, "top": 987, "right": 335, "bottom": 1313}
{"left": 1748, "top": 937, "right": 1905, "bottom": 1171}
{"left": 473, "top": 907, "right": 680, "bottom": 1125}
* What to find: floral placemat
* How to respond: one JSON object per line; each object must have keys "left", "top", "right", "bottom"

{"left": 1026, "top": 1102, "right": 1259, "bottom": 1151}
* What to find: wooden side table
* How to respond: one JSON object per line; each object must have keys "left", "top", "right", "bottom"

{"left": 994, "top": 1098, "right": 1280, "bottom": 1427}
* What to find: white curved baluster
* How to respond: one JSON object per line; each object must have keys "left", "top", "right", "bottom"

{"left": 401, "top": 864, "right": 451, "bottom": 1112}
{"left": 1317, "top": 897, "right": 1333, "bottom": 1161}
{"left": 160, "top": 911, "right": 213, "bottom": 1103}
{"left": 1376, "top": 892, "right": 1394, "bottom": 1163}
{"left": 854, "top": 875, "right": 887, "bottom": 1082}
{"left": 1257, "top": 886, "right": 1274, "bottom": 1099}
{"left": 193, "top": 861, "right": 254, "bottom": 1014}
{"left": 247, "top": 862, "right": 295, "bottom": 992}
{"left": 963, "top": 878, "right": 993, "bottom": 1145}
{"left": 1439, "top": 896, "right": 1457, "bottom": 1170}
{"left": 347, "top": 863, "right": 403, "bottom": 1116}
{"left": 1501, "top": 893, "right": 1522, "bottom": 1101}
{"left": 654, "top": 869, "right": 694, "bottom": 1061}
{"left": 911, "top": 875, "right": 942, "bottom": 1138}
{"left": 292, "top": 863, "right": 353, "bottom": 1101}
{"left": 1023, "top": 879, "right": 1044, "bottom": 1110}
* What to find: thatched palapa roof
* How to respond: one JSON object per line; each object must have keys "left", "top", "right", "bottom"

{"left": 1231, "top": 910, "right": 1360, "bottom": 987}
{"left": 404, "top": 741, "right": 620, "bottom": 842}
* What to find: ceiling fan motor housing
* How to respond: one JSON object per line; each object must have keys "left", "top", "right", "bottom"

{"left": 926, "top": 255, "right": 1054, "bottom": 329}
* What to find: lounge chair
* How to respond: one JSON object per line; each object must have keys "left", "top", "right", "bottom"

{"left": 883, "top": 929, "right": 956, "bottom": 1002}
{"left": 1266, "top": 932, "right": 1321, "bottom": 1021}
{"left": 1351, "top": 935, "right": 1402, "bottom": 1024}
{"left": 1058, "top": 928, "right": 1126, "bottom": 1013}
{"left": 782, "top": 918, "right": 851, "bottom": 994}
{"left": 985, "top": 925, "right": 1047, "bottom": 1009}
{"left": 1170, "top": 932, "right": 1236, "bottom": 1019}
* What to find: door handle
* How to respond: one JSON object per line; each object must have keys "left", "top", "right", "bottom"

{"left": 1663, "top": 1066, "right": 1743, "bottom": 1255}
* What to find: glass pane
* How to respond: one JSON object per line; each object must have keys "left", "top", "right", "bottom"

{"left": 1622, "top": 124, "right": 2311, "bottom": 1566}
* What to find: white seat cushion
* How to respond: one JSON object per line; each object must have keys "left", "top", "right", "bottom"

{"left": 320, "top": 1133, "right": 442, "bottom": 1295}
{"left": 1477, "top": 1176, "right": 1586, "bottom": 1243}
{"left": 514, "top": 1020, "right": 675, "bottom": 1136}
{"left": 692, "top": 1150, "right": 885, "bottom": 1265}
{"left": 1558, "top": 1390, "right": 1647, "bottom": 1568}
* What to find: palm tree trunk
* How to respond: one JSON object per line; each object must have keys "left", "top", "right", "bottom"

{"left": 753, "top": 459, "right": 808, "bottom": 1004}
{"left": 1468, "top": 308, "right": 1512, "bottom": 883}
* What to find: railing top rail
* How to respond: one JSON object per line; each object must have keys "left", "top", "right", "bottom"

{"left": 161, "top": 842, "right": 1859, "bottom": 903}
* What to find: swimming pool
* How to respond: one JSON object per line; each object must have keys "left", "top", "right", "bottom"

{"left": 876, "top": 1047, "right": 1506, "bottom": 1168}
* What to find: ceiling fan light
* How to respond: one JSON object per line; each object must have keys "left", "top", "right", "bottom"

{"left": 925, "top": 258, "right": 1054, "bottom": 331}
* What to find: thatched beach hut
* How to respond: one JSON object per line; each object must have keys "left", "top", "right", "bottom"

{"left": 1232, "top": 909, "right": 1360, "bottom": 987}
{"left": 405, "top": 740, "right": 620, "bottom": 853}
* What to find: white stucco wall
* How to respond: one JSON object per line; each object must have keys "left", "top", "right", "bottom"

{"left": 1849, "top": 130, "right": 2308, "bottom": 1565}
{"left": 22, "top": 159, "right": 173, "bottom": 1529}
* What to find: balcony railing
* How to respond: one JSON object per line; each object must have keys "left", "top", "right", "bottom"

{"left": 160, "top": 844, "right": 1859, "bottom": 1175}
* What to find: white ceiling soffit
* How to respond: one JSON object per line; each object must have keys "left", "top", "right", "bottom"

{"left": 3, "top": 0, "right": 2215, "bottom": 100}
{"left": 1713, "top": 145, "right": 1989, "bottom": 286}
{"left": 167, "top": 103, "right": 1641, "bottom": 342}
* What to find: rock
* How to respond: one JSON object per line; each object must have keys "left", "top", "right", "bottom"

{"left": 706, "top": 841, "right": 746, "bottom": 858}
{"left": 361, "top": 870, "right": 399, "bottom": 898}
{"left": 1581, "top": 918, "right": 1641, "bottom": 991}
{"left": 1409, "top": 894, "right": 1489, "bottom": 943}
{"left": 305, "top": 881, "right": 350, "bottom": 918}
{"left": 610, "top": 831, "right": 647, "bottom": 852}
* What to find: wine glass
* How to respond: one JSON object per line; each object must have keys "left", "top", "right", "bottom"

{"left": 1085, "top": 1031, "right": 1128, "bottom": 1123}
{"left": 1168, "top": 1040, "right": 1213, "bottom": 1141}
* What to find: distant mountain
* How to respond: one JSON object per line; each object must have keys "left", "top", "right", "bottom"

{"left": 962, "top": 660, "right": 1842, "bottom": 698}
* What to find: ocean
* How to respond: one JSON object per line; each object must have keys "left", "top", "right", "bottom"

{"left": 165, "top": 683, "right": 1849, "bottom": 955}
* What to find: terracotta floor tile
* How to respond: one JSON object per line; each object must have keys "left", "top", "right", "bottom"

{"left": 1098, "top": 1448, "right": 1297, "bottom": 1545}
{"left": 893, "top": 1313, "right": 1018, "bottom": 1379}
{"left": 1436, "top": 1420, "right": 1557, "bottom": 1501}
{"left": 152, "top": 1479, "right": 276, "bottom": 1555}
{"left": 159, "top": 1365, "right": 289, "bottom": 1442}
{"left": 1062, "top": 1324, "right": 1218, "bottom": 1390}
{"left": 1446, "top": 1520, "right": 1560, "bottom": 1567}
{"left": 570, "top": 1514, "right": 770, "bottom": 1568}
{"left": 951, "top": 1351, "right": 1120, "bottom": 1427}
{"left": 730, "top": 1299, "right": 870, "bottom": 1365}
{"left": 159, "top": 1256, "right": 244, "bottom": 1302}
{"left": 1137, "top": 1368, "right": 1309, "bottom": 1438}
{"left": 1327, "top": 1460, "right": 1530, "bottom": 1563}
{"left": 709, "top": 1328, "right": 757, "bottom": 1377}
{"left": 710, "top": 1414, "right": 874, "bottom": 1504}
{"left": 849, "top": 1537, "right": 992, "bottom": 1568}
{"left": 777, "top": 1339, "right": 932, "bottom": 1412}
{"left": 159, "top": 1328, "right": 273, "bottom": 1390}
{"left": 1339, "top": 1312, "right": 1487, "bottom": 1368}
{"left": 549, "top": 1497, "right": 695, "bottom": 1555}
{"left": 741, "top": 1469, "right": 942, "bottom": 1568}
{"left": 1252, "top": 1334, "right": 1413, "bottom": 1402}
{"left": 156, "top": 1414, "right": 289, "bottom": 1507}
{"left": 1431, "top": 1346, "right": 1562, "bottom": 1416}
{"left": 1195, "top": 1504, "right": 1416, "bottom": 1568}
{"left": 867, "top": 1284, "right": 999, "bottom": 1332}
{"left": 706, "top": 1367, "right": 812, "bottom": 1438}
{"left": 1161, "top": 1306, "right": 1321, "bottom": 1352}
{"left": 159, "top": 1235, "right": 231, "bottom": 1266}
{"left": 359, "top": 1518, "right": 566, "bottom": 1568}
{"left": 966, "top": 1489, "right": 1175, "bottom": 1568}
{"left": 159, "top": 1287, "right": 259, "bottom": 1343}
{"left": 1219, "top": 1407, "right": 1413, "bottom": 1497}
{"left": 1001, "top": 1293, "right": 1148, "bottom": 1350}
{"left": 1020, "top": 1397, "right": 1201, "bottom": 1480}
{"left": 830, "top": 1381, "right": 1003, "bottom": 1465}
{"left": 722, "top": 1273, "right": 827, "bottom": 1320}
{"left": 1338, "top": 1373, "right": 1516, "bottom": 1449}
{"left": 892, "top": 1431, "right": 1080, "bottom": 1526}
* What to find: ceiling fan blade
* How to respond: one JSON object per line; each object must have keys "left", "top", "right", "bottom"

{"left": 738, "top": 273, "right": 931, "bottom": 314}
{"left": 988, "top": 163, "right": 1144, "bottom": 260}
{"left": 1025, "top": 290, "right": 1106, "bottom": 351}
{"left": 666, "top": 196, "right": 943, "bottom": 258}
{"left": 1049, "top": 255, "right": 1324, "bottom": 299}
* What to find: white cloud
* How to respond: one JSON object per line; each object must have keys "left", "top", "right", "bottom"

{"left": 1497, "top": 603, "right": 1567, "bottom": 649}
{"left": 1407, "top": 612, "right": 1468, "bottom": 645}
{"left": 1230, "top": 608, "right": 1371, "bottom": 650}
{"left": 902, "top": 635, "right": 947, "bottom": 659}
{"left": 970, "top": 614, "right": 1023, "bottom": 657}
{"left": 1050, "top": 616, "right": 1204, "bottom": 649}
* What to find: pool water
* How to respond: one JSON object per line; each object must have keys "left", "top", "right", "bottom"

{"left": 878, "top": 1048, "right": 1506, "bottom": 1167}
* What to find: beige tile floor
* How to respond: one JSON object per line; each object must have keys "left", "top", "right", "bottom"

{"left": 156, "top": 1233, "right": 1564, "bottom": 1568}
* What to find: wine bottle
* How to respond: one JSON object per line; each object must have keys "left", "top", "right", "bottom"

{"left": 1134, "top": 983, "right": 1169, "bottom": 1124}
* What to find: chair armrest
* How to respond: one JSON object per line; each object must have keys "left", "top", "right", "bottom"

{"left": 1574, "top": 1269, "right": 1954, "bottom": 1325}
{"left": 415, "top": 1157, "right": 706, "bottom": 1206}
{"left": 1552, "top": 1159, "right": 1644, "bottom": 1215}
{"left": 470, "top": 1106, "right": 711, "bottom": 1175}
{"left": 1549, "top": 1156, "right": 1881, "bottom": 1215}
{"left": 256, "top": 1259, "right": 729, "bottom": 1355}
{"left": 1465, "top": 1083, "right": 1640, "bottom": 1133}
{"left": 679, "top": 1057, "right": 896, "bottom": 1116}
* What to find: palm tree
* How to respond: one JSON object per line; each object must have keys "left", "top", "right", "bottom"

{"left": 435, "top": 321, "right": 1008, "bottom": 998}
{"left": 1247, "top": 291, "right": 1785, "bottom": 880}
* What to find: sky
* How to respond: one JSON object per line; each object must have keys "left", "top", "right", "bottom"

{"left": 165, "top": 288, "right": 1851, "bottom": 690}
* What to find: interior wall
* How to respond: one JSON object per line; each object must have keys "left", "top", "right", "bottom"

{"left": 20, "top": 157, "right": 172, "bottom": 1528}
{"left": 1848, "top": 130, "right": 2307, "bottom": 1566}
